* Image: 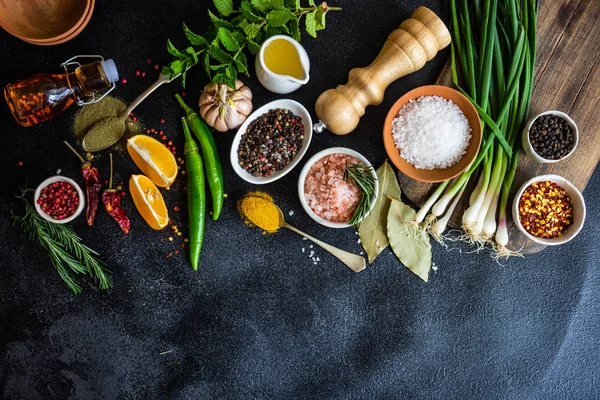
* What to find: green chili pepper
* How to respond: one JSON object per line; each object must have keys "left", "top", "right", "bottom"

{"left": 182, "top": 117, "right": 205, "bottom": 271}
{"left": 175, "top": 94, "right": 223, "bottom": 220}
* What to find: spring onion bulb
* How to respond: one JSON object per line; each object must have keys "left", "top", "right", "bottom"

{"left": 415, "top": 180, "right": 449, "bottom": 223}
{"left": 433, "top": 180, "right": 467, "bottom": 237}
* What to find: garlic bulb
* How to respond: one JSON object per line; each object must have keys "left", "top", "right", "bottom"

{"left": 199, "top": 80, "right": 253, "bottom": 132}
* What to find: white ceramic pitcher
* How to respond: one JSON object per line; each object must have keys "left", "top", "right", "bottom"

{"left": 255, "top": 35, "right": 310, "bottom": 94}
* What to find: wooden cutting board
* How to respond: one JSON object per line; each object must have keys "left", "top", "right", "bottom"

{"left": 398, "top": 0, "right": 600, "bottom": 254}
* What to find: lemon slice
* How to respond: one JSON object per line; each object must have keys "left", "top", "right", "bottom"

{"left": 129, "top": 174, "right": 169, "bottom": 230}
{"left": 127, "top": 135, "right": 178, "bottom": 187}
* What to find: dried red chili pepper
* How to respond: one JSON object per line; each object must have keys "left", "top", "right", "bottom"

{"left": 64, "top": 141, "right": 102, "bottom": 226}
{"left": 102, "top": 153, "right": 130, "bottom": 234}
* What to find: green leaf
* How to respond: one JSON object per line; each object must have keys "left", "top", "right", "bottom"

{"left": 209, "top": 46, "right": 234, "bottom": 63}
{"left": 181, "top": 70, "right": 187, "bottom": 88}
{"left": 213, "top": 0, "right": 234, "bottom": 16}
{"left": 305, "top": 11, "right": 317, "bottom": 38}
{"left": 247, "top": 39, "right": 261, "bottom": 54}
{"left": 358, "top": 161, "right": 401, "bottom": 264}
{"left": 308, "top": 0, "right": 315, "bottom": 5}
{"left": 167, "top": 59, "right": 185, "bottom": 76}
{"left": 315, "top": 7, "right": 326, "bottom": 31}
{"left": 243, "top": 23, "right": 261, "bottom": 39}
{"left": 166, "top": 39, "right": 185, "bottom": 58}
{"left": 234, "top": 52, "right": 249, "bottom": 75}
{"left": 289, "top": 17, "right": 301, "bottom": 41}
{"left": 217, "top": 27, "right": 240, "bottom": 52}
{"left": 240, "top": 1, "right": 263, "bottom": 23}
{"left": 183, "top": 24, "right": 208, "bottom": 48}
{"left": 203, "top": 52, "right": 212, "bottom": 79}
{"left": 251, "top": 0, "right": 269, "bottom": 12}
{"left": 387, "top": 198, "right": 432, "bottom": 282}
{"left": 225, "top": 64, "right": 237, "bottom": 81}
{"left": 233, "top": 31, "right": 246, "bottom": 45}
{"left": 213, "top": 70, "right": 228, "bottom": 84}
{"left": 266, "top": 0, "right": 285, "bottom": 9}
{"left": 267, "top": 9, "right": 294, "bottom": 26}
{"left": 208, "top": 9, "right": 235, "bottom": 30}
{"left": 230, "top": 15, "right": 245, "bottom": 25}
{"left": 185, "top": 47, "right": 199, "bottom": 63}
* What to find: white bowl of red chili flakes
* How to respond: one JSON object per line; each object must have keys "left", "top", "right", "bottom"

{"left": 512, "top": 174, "right": 585, "bottom": 245}
{"left": 298, "top": 147, "right": 378, "bottom": 229}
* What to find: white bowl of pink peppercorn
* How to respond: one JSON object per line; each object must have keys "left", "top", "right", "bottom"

{"left": 512, "top": 174, "right": 585, "bottom": 246}
{"left": 34, "top": 176, "right": 85, "bottom": 224}
{"left": 298, "top": 147, "right": 378, "bottom": 229}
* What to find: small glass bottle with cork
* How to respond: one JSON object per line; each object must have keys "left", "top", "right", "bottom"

{"left": 4, "top": 55, "right": 119, "bottom": 127}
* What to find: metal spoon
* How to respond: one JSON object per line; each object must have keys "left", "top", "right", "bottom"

{"left": 274, "top": 204, "right": 366, "bottom": 273}
{"left": 82, "top": 73, "right": 181, "bottom": 152}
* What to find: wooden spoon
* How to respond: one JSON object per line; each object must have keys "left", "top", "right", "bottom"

{"left": 273, "top": 204, "right": 366, "bottom": 273}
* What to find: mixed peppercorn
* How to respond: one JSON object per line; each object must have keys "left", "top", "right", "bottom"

{"left": 237, "top": 108, "right": 304, "bottom": 177}
{"left": 518, "top": 181, "right": 573, "bottom": 239}
{"left": 37, "top": 181, "right": 79, "bottom": 220}
{"left": 529, "top": 114, "right": 574, "bottom": 160}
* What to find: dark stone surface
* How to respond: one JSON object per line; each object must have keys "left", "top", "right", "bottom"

{"left": 1, "top": 0, "right": 598, "bottom": 399}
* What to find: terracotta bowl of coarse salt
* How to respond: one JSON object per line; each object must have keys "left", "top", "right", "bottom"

{"left": 383, "top": 85, "right": 482, "bottom": 183}
{"left": 298, "top": 147, "right": 378, "bottom": 229}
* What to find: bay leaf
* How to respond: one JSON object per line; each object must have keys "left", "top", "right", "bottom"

{"left": 358, "top": 160, "right": 401, "bottom": 264}
{"left": 387, "top": 198, "right": 432, "bottom": 282}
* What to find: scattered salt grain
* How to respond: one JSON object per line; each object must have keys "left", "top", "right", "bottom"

{"left": 289, "top": 210, "right": 294, "bottom": 216}
{"left": 360, "top": 251, "right": 364, "bottom": 255}
{"left": 309, "top": 251, "right": 314, "bottom": 258}
{"left": 392, "top": 95, "right": 471, "bottom": 170}
{"left": 303, "top": 237, "right": 307, "bottom": 240}
{"left": 302, "top": 248, "right": 305, "bottom": 253}
{"left": 316, "top": 257, "right": 320, "bottom": 262}
{"left": 357, "top": 239, "right": 361, "bottom": 244}
{"left": 309, "top": 245, "right": 313, "bottom": 248}
{"left": 56, "top": 169, "right": 62, "bottom": 174}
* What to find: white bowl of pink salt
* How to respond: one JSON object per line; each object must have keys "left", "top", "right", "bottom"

{"left": 298, "top": 147, "right": 378, "bottom": 228}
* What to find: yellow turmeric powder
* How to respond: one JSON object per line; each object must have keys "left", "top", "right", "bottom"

{"left": 237, "top": 191, "right": 281, "bottom": 233}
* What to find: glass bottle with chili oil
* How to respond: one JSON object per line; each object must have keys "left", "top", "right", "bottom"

{"left": 4, "top": 56, "right": 118, "bottom": 126}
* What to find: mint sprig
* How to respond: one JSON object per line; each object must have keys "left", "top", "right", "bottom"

{"left": 163, "top": 0, "right": 341, "bottom": 89}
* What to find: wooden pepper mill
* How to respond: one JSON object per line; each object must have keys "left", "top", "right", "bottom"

{"left": 314, "top": 6, "right": 451, "bottom": 135}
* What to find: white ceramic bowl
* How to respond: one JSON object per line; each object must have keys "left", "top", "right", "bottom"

{"left": 521, "top": 110, "right": 579, "bottom": 163}
{"left": 298, "top": 147, "right": 378, "bottom": 229}
{"left": 512, "top": 174, "right": 585, "bottom": 246}
{"left": 34, "top": 176, "right": 85, "bottom": 224}
{"left": 231, "top": 99, "right": 313, "bottom": 185}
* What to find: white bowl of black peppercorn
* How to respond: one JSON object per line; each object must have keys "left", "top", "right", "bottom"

{"left": 522, "top": 110, "right": 579, "bottom": 163}
{"left": 231, "top": 99, "right": 313, "bottom": 184}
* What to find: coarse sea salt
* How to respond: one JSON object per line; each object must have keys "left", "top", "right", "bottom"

{"left": 392, "top": 95, "right": 471, "bottom": 170}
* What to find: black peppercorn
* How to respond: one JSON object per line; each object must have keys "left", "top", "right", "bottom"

{"left": 237, "top": 109, "right": 305, "bottom": 177}
{"left": 529, "top": 114, "right": 574, "bottom": 160}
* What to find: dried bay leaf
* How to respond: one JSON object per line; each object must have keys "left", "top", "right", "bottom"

{"left": 358, "top": 160, "right": 401, "bottom": 263}
{"left": 387, "top": 198, "right": 432, "bottom": 282}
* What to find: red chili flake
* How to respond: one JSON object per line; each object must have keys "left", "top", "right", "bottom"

{"left": 150, "top": 128, "right": 156, "bottom": 133}
{"left": 146, "top": 129, "right": 151, "bottom": 134}
{"left": 160, "top": 118, "right": 166, "bottom": 124}
{"left": 146, "top": 58, "right": 152, "bottom": 64}
{"left": 16, "top": 161, "right": 23, "bottom": 167}
{"left": 141, "top": 71, "right": 147, "bottom": 77}
{"left": 159, "top": 130, "right": 164, "bottom": 135}
{"left": 181, "top": 92, "right": 187, "bottom": 97}
{"left": 161, "top": 135, "right": 167, "bottom": 141}
{"left": 173, "top": 206, "right": 180, "bottom": 212}
{"left": 121, "top": 191, "right": 126, "bottom": 196}
{"left": 104, "top": 179, "right": 109, "bottom": 185}
{"left": 154, "top": 64, "right": 159, "bottom": 71}
{"left": 171, "top": 146, "right": 176, "bottom": 151}
{"left": 167, "top": 141, "right": 173, "bottom": 146}
{"left": 132, "top": 116, "right": 138, "bottom": 121}
{"left": 135, "top": 70, "right": 141, "bottom": 76}
{"left": 210, "top": 253, "right": 214, "bottom": 257}
{"left": 174, "top": 250, "right": 179, "bottom": 255}
{"left": 121, "top": 78, "right": 127, "bottom": 84}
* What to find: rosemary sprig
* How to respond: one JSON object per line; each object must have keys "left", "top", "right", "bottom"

{"left": 13, "top": 190, "right": 112, "bottom": 293}
{"left": 344, "top": 163, "right": 376, "bottom": 226}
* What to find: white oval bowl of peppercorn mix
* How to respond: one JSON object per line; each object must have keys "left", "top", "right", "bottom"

{"left": 34, "top": 176, "right": 85, "bottom": 224}
{"left": 522, "top": 110, "right": 579, "bottom": 163}
{"left": 512, "top": 174, "right": 586, "bottom": 246}
{"left": 230, "top": 99, "right": 313, "bottom": 185}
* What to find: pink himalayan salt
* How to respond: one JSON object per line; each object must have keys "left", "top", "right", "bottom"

{"left": 304, "top": 154, "right": 363, "bottom": 222}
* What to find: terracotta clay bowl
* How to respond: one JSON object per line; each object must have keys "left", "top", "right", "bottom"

{"left": 24, "top": 0, "right": 95, "bottom": 46}
{"left": 383, "top": 85, "right": 482, "bottom": 183}
{"left": 0, "top": 0, "right": 91, "bottom": 44}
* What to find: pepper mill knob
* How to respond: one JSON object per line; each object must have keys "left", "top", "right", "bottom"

{"left": 314, "top": 6, "right": 451, "bottom": 135}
